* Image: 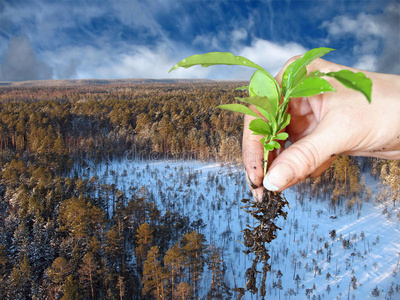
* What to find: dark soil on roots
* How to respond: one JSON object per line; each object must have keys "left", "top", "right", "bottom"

{"left": 233, "top": 189, "right": 289, "bottom": 300}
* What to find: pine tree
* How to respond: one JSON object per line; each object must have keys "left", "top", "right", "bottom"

{"left": 0, "top": 244, "right": 8, "bottom": 300}
{"left": 287, "top": 288, "right": 296, "bottom": 300}
{"left": 175, "top": 282, "right": 192, "bottom": 300}
{"left": 46, "top": 257, "right": 73, "bottom": 298}
{"left": 295, "top": 274, "right": 301, "bottom": 292}
{"left": 218, "top": 134, "right": 228, "bottom": 161}
{"left": 58, "top": 196, "right": 104, "bottom": 240}
{"left": 371, "top": 286, "right": 380, "bottom": 297}
{"left": 135, "top": 222, "right": 154, "bottom": 272}
{"left": 276, "top": 278, "right": 283, "bottom": 300}
{"left": 331, "top": 156, "right": 361, "bottom": 202}
{"left": 104, "top": 226, "right": 125, "bottom": 272}
{"left": 53, "top": 135, "right": 67, "bottom": 156}
{"left": 61, "top": 275, "right": 81, "bottom": 300}
{"left": 206, "top": 245, "right": 231, "bottom": 300}
{"left": 382, "top": 160, "right": 400, "bottom": 208}
{"left": 164, "top": 242, "right": 187, "bottom": 298}
{"left": 53, "top": 135, "right": 69, "bottom": 171}
{"left": 117, "top": 276, "right": 125, "bottom": 300}
{"left": 0, "top": 244, "right": 8, "bottom": 274}
{"left": 2, "top": 159, "right": 27, "bottom": 187}
{"left": 388, "top": 284, "right": 394, "bottom": 299}
{"left": 7, "top": 255, "right": 32, "bottom": 300}
{"left": 142, "top": 246, "right": 167, "bottom": 300}
{"left": 78, "top": 252, "right": 100, "bottom": 300}
{"left": 181, "top": 231, "right": 207, "bottom": 298}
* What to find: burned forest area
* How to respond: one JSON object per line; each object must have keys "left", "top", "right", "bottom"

{"left": 0, "top": 80, "right": 399, "bottom": 300}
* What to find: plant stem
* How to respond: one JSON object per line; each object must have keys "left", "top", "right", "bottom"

{"left": 263, "top": 148, "right": 269, "bottom": 177}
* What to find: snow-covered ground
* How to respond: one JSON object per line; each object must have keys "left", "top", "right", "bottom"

{"left": 76, "top": 158, "right": 400, "bottom": 300}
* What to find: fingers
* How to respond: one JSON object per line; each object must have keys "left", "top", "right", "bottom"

{"left": 262, "top": 120, "right": 342, "bottom": 192}
{"left": 310, "top": 154, "right": 337, "bottom": 177}
{"left": 243, "top": 58, "right": 348, "bottom": 194}
{"left": 245, "top": 171, "right": 265, "bottom": 202}
{"left": 242, "top": 114, "right": 264, "bottom": 201}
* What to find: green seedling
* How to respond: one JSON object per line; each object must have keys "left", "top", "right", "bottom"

{"left": 170, "top": 48, "right": 372, "bottom": 298}
{"left": 169, "top": 48, "right": 372, "bottom": 177}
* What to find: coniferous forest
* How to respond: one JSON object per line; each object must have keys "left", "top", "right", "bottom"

{"left": 0, "top": 80, "right": 399, "bottom": 299}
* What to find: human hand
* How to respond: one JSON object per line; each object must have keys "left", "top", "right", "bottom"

{"left": 243, "top": 57, "right": 400, "bottom": 201}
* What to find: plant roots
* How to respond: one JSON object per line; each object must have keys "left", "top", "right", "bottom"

{"left": 233, "top": 189, "right": 289, "bottom": 300}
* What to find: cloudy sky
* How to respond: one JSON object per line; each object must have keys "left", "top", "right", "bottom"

{"left": 0, "top": 0, "right": 399, "bottom": 81}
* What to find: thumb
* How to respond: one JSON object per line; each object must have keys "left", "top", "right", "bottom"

{"left": 263, "top": 125, "right": 342, "bottom": 192}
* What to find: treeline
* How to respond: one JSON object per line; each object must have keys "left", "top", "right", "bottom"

{"left": 0, "top": 82, "right": 245, "bottom": 166}
{"left": 296, "top": 156, "right": 367, "bottom": 207}
{"left": 0, "top": 82, "right": 242, "bottom": 299}
{"left": 296, "top": 155, "right": 400, "bottom": 219}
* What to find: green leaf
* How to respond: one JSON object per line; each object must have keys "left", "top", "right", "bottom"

{"left": 292, "top": 66, "right": 307, "bottom": 87}
{"left": 282, "top": 64, "right": 307, "bottom": 95}
{"left": 265, "top": 140, "right": 281, "bottom": 151}
{"left": 296, "top": 47, "right": 335, "bottom": 69}
{"left": 281, "top": 60, "right": 295, "bottom": 93}
{"left": 326, "top": 70, "right": 372, "bottom": 103}
{"left": 264, "top": 143, "right": 275, "bottom": 151}
{"left": 249, "top": 70, "right": 280, "bottom": 114}
{"left": 235, "top": 96, "right": 273, "bottom": 116}
{"left": 308, "top": 70, "right": 325, "bottom": 78}
{"left": 271, "top": 141, "right": 281, "bottom": 149}
{"left": 169, "top": 52, "right": 266, "bottom": 73}
{"left": 257, "top": 106, "right": 274, "bottom": 124}
{"left": 217, "top": 104, "right": 259, "bottom": 118}
{"left": 234, "top": 86, "right": 249, "bottom": 91}
{"left": 236, "top": 96, "right": 276, "bottom": 123}
{"left": 249, "top": 119, "right": 271, "bottom": 136}
{"left": 283, "top": 47, "right": 335, "bottom": 93}
{"left": 275, "top": 132, "right": 289, "bottom": 140}
{"left": 271, "top": 118, "right": 278, "bottom": 135}
{"left": 290, "top": 77, "right": 336, "bottom": 98}
{"left": 278, "top": 113, "right": 291, "bottom": 132}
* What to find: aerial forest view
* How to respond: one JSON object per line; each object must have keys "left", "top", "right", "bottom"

{"left": 0, "top": 79, "right": 399, "bottom": 299}
{"left": 1, "top": 0, "right": 399, "bottom": 299}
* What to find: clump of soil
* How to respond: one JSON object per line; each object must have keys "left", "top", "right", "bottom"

{"left": 233, "top": 189, "right": 289, "bottom": 299}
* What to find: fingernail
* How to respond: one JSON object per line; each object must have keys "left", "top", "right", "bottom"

{"left": 263, "top": 163, "right": 295, "bottom": 191}
{"left": 254, "top": 189, "right": 264, "bottom": 202}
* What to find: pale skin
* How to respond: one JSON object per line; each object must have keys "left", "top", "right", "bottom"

{"left": 243, "top": 57, "right": 400, "bottom": 201}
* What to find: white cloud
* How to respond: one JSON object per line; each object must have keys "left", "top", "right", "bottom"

{"left": 321, "top": 2, "right": 399, "bottom": 74}
{"left": 231, "top": 28, "right": 248, "bottom": 43}
{"left": 352, "top": 55, "right": 377, "bottom": 72}
{"left": 193, "top": 28, "right": 248, "bottom": 53}
{"left": 193, "top": 34, "right": 223, "bottom": 50}
{"left": 44, "top": 42, "right": 212, "bottom": 80}
{"left": 237, "top": 39, "right": 307, "bottom": 77}
{"left": 102, "top": 45, "right": 188, "bottom": 79}
{"left": 322, "top": 13, "right": 382, "bottom": 39}
{"left": 0, "top": 0, "right": 313, "bottom": 81}
{"left": 170, "top": 38, "right": 308, "bottom": 80}
{"left": 1, "top": 0, "right": 398, "bottom": 81}
{"left": 43, "top": 37, "right": 308, "bottom": 81}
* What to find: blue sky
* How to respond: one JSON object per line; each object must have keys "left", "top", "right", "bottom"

{"left": 0, "top": 0, "right": 398, "bottom": 81}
